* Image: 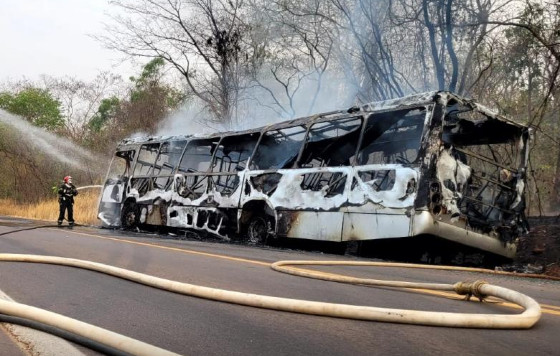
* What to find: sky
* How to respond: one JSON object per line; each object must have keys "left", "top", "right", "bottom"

{"left": 0, "top": 0, "right": 134, "bottom": 83}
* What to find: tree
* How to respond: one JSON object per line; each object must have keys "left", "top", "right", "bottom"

{"left": 119, "top": 58, "right": 185, "bottom": 134}
{"left": 240, "top": 0, "right": 337, "bottom": 119}
{"left": 84, "top": 59, "right": 186, "bottom": 154}
{"left": 0, "top": 87, "right": 63, "bottom": 130}
{"left": 42, "top": 72, "right": 124, "bottom": 141}
{"left": 128, "top": 58, "right": 184, "bottom": 108}
{"left": 102, "top": 0, "right": 249, "bottom": 126}
{"left": 386, "top": 0, "right": 514, "bottom": 95}
{"left": 0, "top": 78, "right": 118, "bottom": 202}
{"left": 332, "top": 0, "right": 406, "bottom": 100}
{"left": 89, "top": 96, "right": 120, "bottom": 132}
{"left": 466, "top": 0, "right": 560, "bottom": 212}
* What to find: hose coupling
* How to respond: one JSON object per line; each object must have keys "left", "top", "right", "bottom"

{"left": 453, "top": 280, "right": 488, "bottom": 301}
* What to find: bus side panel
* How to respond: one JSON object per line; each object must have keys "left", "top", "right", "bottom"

{"left": 277, "top": 210, "right": 343, "bottom": 241}
{"left": 342, "top": 213, "right": 411, "bottom": 241}
{"left": 240, "top": 168, "right": 350, "bottom": 210}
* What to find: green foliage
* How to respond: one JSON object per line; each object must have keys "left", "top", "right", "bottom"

{"left": 89, "top": 96, "right": 120, "bottom": 132}
{"left": 81, "top": 58, "right": 187, "bottom": 154}
{"left": 136, "top": 58, "right": 165, "bottom": 86}
{"left": 129, "top": 58, "right": 185, "bottom": 109}
{"left": 0, "top": 87, "right": 63, "bottom": 130}
{"left": 130, "top": 58, "right": 166, "bottom": 103}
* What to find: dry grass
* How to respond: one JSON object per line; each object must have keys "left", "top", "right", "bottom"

{"left": 0, "top": 190, "right": 100, "bottom": 225}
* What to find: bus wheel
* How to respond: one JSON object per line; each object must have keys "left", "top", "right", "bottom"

{"left": 121, "top": 202, "right": 139, "bottom": 229}
{"left": 247, "top": 215, "right": 271, "bottom": 245}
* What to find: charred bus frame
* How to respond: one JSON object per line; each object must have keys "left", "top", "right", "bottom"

{"left": 98, "top": 91, "right": 531, "bottom": 259}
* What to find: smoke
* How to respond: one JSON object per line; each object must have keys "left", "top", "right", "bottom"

{"left": 250, "top": 70, "right": 360, "bottom": 120}
{"left": 156, "top": 69, "right": 361, "bottom": 137}
{"left": 153, "top": 1, "right": 408, "bottom": 137}
{"left": 0, "top": 109, "right": 106, "bottom": 174}
{"left": 157, "top": 101, "right": 222, "bottom": 137}
{"left": 154, "top": 0, "right": 424, "bottom": 138}
{"left": 148, "top": 0, "right": 436, "bottom": 140}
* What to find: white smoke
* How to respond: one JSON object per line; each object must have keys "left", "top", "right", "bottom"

{"left": 156, "top": 69, "right": 359, "bottom": 136}
{"left": 157, "top": 100, "right": 225, "bottom": 136}
{"left": 240, "top": 69, "right": 359, "bottom": 124}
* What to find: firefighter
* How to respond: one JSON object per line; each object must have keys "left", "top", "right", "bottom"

{"left": 58, "top": 176, "right": 78, "bottom": 226}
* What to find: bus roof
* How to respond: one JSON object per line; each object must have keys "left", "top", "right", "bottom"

{"left": 116, "top": 91, "right": 528, "bottom": 149}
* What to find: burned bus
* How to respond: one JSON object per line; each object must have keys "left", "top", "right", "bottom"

{"left": 98, "top": 91, "right": 531, "bottom": 260}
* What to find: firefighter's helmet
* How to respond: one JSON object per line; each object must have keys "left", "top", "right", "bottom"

{"left": 64, "top": 176, "right": 72, "bottom": 183}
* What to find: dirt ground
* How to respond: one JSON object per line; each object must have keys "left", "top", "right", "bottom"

{"left": 508, "top": 216, "right": 560, "bottom": 277}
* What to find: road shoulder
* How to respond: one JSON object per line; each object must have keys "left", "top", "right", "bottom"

{"left": 0, "top": 289, "right": 85, "bottom": 356}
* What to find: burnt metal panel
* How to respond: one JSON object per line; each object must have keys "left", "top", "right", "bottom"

{"left": 342, "top": 213, "right": 411, "bottom": 241}
{"left": 278, "top": 210, "right": 343, "bottom": 241}
{"left": 143, "top": 203, "right": 166, "bottom": 225}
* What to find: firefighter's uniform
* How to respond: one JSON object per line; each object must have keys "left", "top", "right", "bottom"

{"left": 58, "top": 177, "right": 78, "bottom": 226}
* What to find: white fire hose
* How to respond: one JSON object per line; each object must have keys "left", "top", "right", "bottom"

{"left": 0, "top": 254, "right": 542, "bottom": 356}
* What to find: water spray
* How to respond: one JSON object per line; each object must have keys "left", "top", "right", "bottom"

{"left": 0, "top": 109, "right": 106, "bottom": 174}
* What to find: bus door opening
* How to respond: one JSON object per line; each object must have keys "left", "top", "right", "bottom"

{"left": 98, "top": 150, "right": 135, "bottom": 227}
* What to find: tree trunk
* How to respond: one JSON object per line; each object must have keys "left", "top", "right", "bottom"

{"left": 423, "top": 0, "right": 445, "bottom": 90}
{"left": 552, "top": 130, "right": 560, "bottom": 211}
{"left": 445, "top": 0, "right": 458, "bottom": 92}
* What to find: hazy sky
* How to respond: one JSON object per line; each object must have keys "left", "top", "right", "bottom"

{"left": 0, "top": 0, "right": 134, "bottom": 83}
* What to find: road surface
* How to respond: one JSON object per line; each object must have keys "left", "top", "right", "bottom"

{"left": 0, "top": 216, "right": 559, "bottom": 355}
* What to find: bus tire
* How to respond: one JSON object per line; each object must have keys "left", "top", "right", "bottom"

{"left": 121, "top": 201, "right": 140, "bottom": 229}
{"left": 247, "top": 214, "right": 271, "bottom": 245}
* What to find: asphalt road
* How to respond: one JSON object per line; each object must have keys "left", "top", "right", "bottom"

{"left": 0, "top": 216, "right": 559, "bottom": 356}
